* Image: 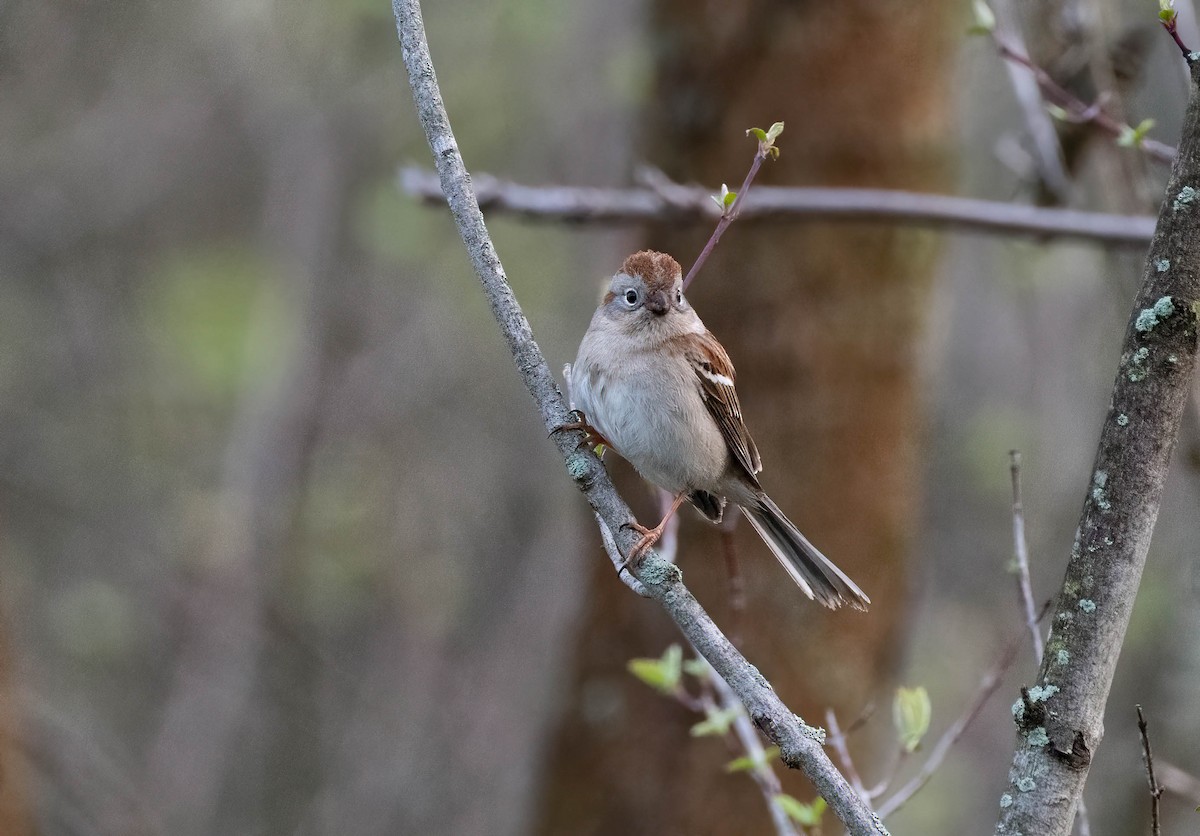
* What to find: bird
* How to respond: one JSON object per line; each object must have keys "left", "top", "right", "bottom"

{"left": 564, "top": 250, "right": 869, "bottom": 611}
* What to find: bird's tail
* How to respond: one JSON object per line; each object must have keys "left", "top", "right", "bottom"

{"left": 740, "top": 493, "right": 870, "bottom": 611}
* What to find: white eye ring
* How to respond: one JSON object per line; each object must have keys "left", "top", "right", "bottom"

{"left": 624, "top": 289, "right": 639, "bottom": 306}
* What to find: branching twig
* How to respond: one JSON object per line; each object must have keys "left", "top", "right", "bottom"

{"left": 681, "top": 124, "right": 779, "bottom": 290}
{"left": 1009, "top": 451, "right": 1045, "bottom": 661}
{"left": 705, "top": 662, "right": 802, "bottom": 836}
{"left": 1136, "top": 705, "right": 1164, "bottom": 836}
{"left": 400, "top": 167, "right": 1157, "bottom": 246}
{"left": 993, "top": 38, "right": 1177, "bottom": 165}
{"left": 996, "top": 51, "right": 1200, "bottom": 836}
{"left": 393, "top": 3, "right": 884, "bottom": 833}
{"left": 825, "top": 709, "right": 869, "bottom": 802}
{"left": 652, "top": 495, "right": 799, "bottom": 836}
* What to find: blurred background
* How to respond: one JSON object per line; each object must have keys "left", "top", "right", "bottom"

{"left": 3, "top": 0, "right": 1200, "bottom": 833}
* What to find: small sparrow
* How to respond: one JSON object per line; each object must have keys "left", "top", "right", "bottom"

{"left": 566, "top": 250, "right": 869, "bottom": 611}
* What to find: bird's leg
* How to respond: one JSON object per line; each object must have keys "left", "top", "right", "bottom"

{"left": 623, "top": 492, "right": 688, "bottom": 568}
{"left": 550, "top": 409, "right": 611, "bottom": 450}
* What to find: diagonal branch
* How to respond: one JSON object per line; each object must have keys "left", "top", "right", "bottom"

{"left": 399, "top": 167, "right": 1157, "bottom": 246}
{"left": 996, "top": 58, "right": 1200, "bottom": 836}
{"left": 392, "top": 2, "right": 885, "bottom": 833}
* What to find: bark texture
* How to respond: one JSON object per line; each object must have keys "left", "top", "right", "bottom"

{"left": 996, "top": 59, "right": 1200, "bottom": 836}
{"left": 536, "top": 1, "right": 957, "bottom": 832}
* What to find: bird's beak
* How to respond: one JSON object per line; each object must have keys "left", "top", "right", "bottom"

{"left": 644, "top": 289, "right": 669, "bottom": 315}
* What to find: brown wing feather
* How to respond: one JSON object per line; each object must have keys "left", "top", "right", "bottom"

{"left": 670, "top": 330, "right": 762, "bottom": 479}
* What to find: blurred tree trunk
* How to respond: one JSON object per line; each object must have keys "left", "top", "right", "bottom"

{"left": 535, "top": 1, "right": 956, "bottom": 832}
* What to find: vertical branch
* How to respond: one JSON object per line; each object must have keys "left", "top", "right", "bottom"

{"left": 1009, "top": 451, "right": 1044, "bottom": 661}
{"left": 718, "top": 515, "right": 746, "bottom": 648}
{"left": 1136, "top": 705, "right": 1164, "bottom": 836}
{"left": 996, "top": 58, "right": 1200, "bottom": 836}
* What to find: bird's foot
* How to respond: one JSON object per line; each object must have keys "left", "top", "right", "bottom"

{"left": 550, "top": 410, "right": 610, "bottom": 451}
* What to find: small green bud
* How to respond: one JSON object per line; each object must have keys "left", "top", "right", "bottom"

{"left": 968, "top": 0, "right": 996, "bottom": 34}
{"left": 690, "top": 706, "right": 742, "bottom": 737}
{"left": 1117, "top": 118, "right": 1156, "bottom": 148}
{"left": 627, "top": 644, "right": 682, "bottom": 694}
{"left": 725, "top": 745, "right": 781, "bottom": 773}
{"left": 893, "top": 685, "right": 932, "bottom": 753}
{"left": 774, "top": 794, "right": 826, "bottom": 827}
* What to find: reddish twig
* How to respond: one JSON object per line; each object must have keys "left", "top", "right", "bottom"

{"left": 1136, "top": 705, "right": 1164, "bottom": 836}
{"left": 681, "top": 127, "right": 779, "bottom": 291}
{"left": 995, "top": 38, "right": 1177, "bottom": 165}
{"left": 1162, "top": 12, "right": 1195, "bottom": 60}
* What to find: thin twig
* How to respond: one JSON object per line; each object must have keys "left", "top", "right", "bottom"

{"left": 1009, "top": 452, "right": 1091, "bottom": 835}
{"left": 719, "top": 514, "right": 746, "bottom": 648}
{"left": 1010, "top": 451, "right": 1045, "bottom": 661}
{"left": 393, "top": 3, "right": 885, "bottom": 833}
{"left": 995, "top": 39, "right": 1176, "bottom": 165}
{"left": 825, "top": 709, "right": 869, "bottom": 802}
{"left": 705, "top": 659, "right": 802, "bottom": 836}
{"left": 1136, "top": 705, "right": 1164, "bottom": 836}
{"left": 1162, "top": 12, "right": 1195, "bottom": 60}
{"left": 399, "top": 167, "right": 1157, "bottom": 245}
{"left": 876, "top": 633, "right": 1025, "bottom": 819}
{"left": 863, "top": 749, "right": 906, "bottom": 802}
{"left": 659, "top": 497, "right": 797, "bottom": 836}
{"left": 682, "top": 140, "right": 769, "bottom": 291}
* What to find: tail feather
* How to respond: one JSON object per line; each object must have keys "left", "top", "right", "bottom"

{"left": 740, "top": 494, "right": 869, "bottom": 611}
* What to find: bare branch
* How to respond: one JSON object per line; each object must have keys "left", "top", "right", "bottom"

{"left": 400, "top": 167, "right": 1156, "bottom": 246}
{"left": 996, "top": 57, "right": 1200, "bottom": 836}
{"left": 393, "top": 3, "right": 885, "bottom": 833}
{"left": 1009, "top": 451, "right": 1045, "bottom": 661}
{"left": 1136, "top": 705, "right": 1164, "bottom": 836}
{"left": 825, "top": 709, "right": 869, "bottom": 802}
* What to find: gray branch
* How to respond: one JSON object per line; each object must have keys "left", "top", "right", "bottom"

{"left": 996, "top": 61, "right": 1200, "bottom": 836}
{"left": 399, "top": 166, "right": 1157, "bottom": 246}
{"left": 393, "top": 2, "right": 885, "bottom": 833}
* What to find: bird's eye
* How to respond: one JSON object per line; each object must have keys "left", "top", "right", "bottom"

{"left": 624, "top": 289, "right": 639, "bottom": 306}
{"left": 675, "top": 289, "right": 682, "bottom": 304}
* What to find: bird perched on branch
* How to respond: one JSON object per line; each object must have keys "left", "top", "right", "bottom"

{"left": 564, "top": 250, "right": 869, "bottom": 611}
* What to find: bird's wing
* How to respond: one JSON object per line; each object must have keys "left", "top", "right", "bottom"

{"left": 673, "top": 330, "right": 762, "bottom": 479}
